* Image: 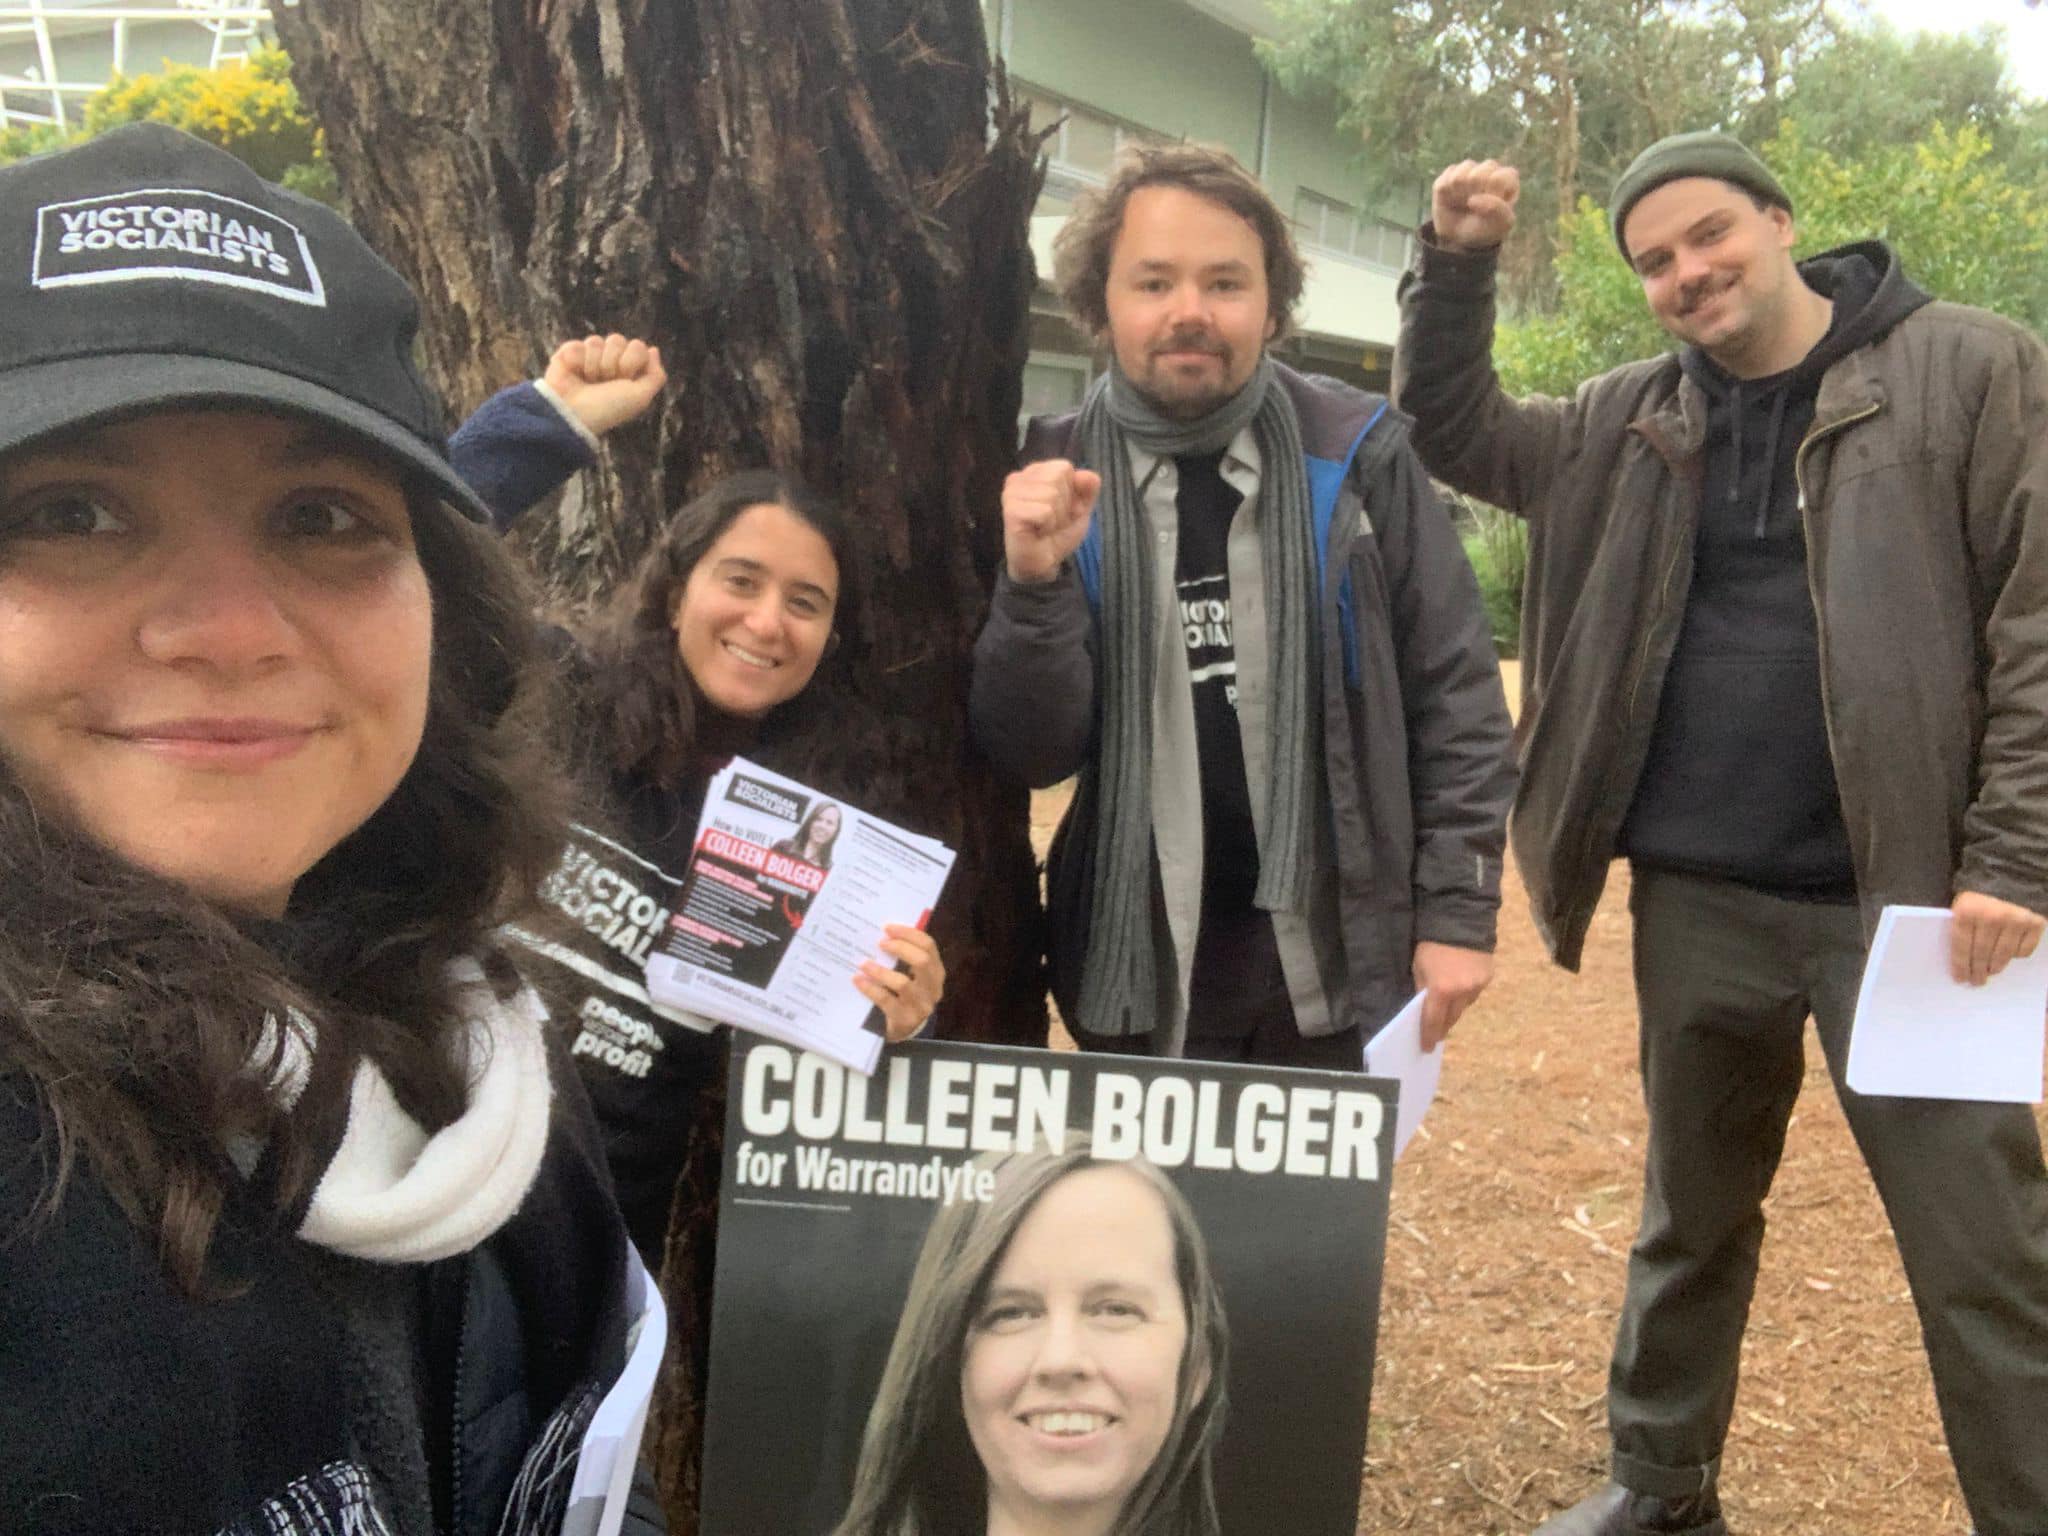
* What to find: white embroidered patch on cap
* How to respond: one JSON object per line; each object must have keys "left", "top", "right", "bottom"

{"left": 32, "top": 186, "right": 326, "bottom": 306}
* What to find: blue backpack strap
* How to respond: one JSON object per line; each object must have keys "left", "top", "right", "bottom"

{"left": 1075, "top": 512, "right": 1104, "bottom": 615}
{"left": 1304, "top": 402, "right": 1387, "bottom": 688}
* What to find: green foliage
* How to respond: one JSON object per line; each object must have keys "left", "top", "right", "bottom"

{"left": 1263, "top": 2, "right": 2040, "bottom": 303}
{"left": 1758, "top": 22, "right": 2029, "bottom": 167}
{"left": 1456, "top": 497, "right": 1530, "bottom": 658}
{"left": 1770, "top": 121, "right": 2048, "bottom": 331}
{"left": 279, "top": 158, "right": 341, "bottom": 206}
{"left": 1496, "top": 119, "right": 2048, "bottom": 396}
{"left": 1495, "top": 194, "right": 1667, "bottom": 397}
{"left": 1263, "top": 0, "right": 1830, "bottom": 298}
{"left": 0, "top": 122, "right": 70, "bottom": 165}
{"left": 84, "top": 48, "right": 321, "bottom": 185}
{"left": 0, "top": 49, "right": 331, "bottom": 203}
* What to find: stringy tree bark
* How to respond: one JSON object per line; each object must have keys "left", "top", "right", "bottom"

{"left": 273, "top": 0, "right": 1043, "bottom": 1034}
{"left": 274, "top": 4, "right": 1046, "bottom": 1526}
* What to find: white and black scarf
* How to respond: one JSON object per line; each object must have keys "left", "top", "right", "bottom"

{"left": 261, "top": 958, "right": 555, "bottom": 1265}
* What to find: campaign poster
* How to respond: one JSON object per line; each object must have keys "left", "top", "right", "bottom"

{"left": 661, "top": 765, "right": 833, "bottom": 990}
{"left": 645, "top": 758, "right": 954, "bottom": 1074}
{"left": 699, "top": 1039, "right": 1395, "bottom": 1535}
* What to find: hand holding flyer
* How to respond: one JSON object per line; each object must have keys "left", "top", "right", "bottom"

{"left": 644, "top": 758, "right": 955, "bottom": 1073}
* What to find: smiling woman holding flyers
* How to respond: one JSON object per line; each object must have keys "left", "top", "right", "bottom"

{"left": 0, "top": 126, "right": 653, "bottom": 1535}
{"left": 449, "top": 341, "right": 947, "bottom": 1511}
{"left": 452, "top": 340, "right": 946, "bottom": 1264}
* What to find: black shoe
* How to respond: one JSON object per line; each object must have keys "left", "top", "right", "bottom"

{"left": 1533, "top": 1482, "right": 1729, "bottom": 1536}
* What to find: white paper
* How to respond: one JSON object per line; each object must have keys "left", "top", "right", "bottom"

{"left": 644, "top": 758, "right": 955, "bottom": 1075}
{"left": 1846, "top": 904, "right": 2048, "bottom": 1103}
{"left": 1363, "top": 991, "right": 1438, "bottom": 1161}
{"left": 562, "top": 1248, "right": 668, "bottom": 1536}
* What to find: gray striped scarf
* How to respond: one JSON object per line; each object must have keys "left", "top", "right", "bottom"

{"left": 1075, "top": 354, "right": 1319, "bottom": 1037}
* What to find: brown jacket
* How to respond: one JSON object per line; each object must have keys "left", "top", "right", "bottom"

{"left": 1395, "top": 237, "right": 2048, "bottom": 969}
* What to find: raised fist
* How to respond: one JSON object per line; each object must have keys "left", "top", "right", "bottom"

{"left": 1002, "top": 459, "right": 1102, "bottom": 586}
{"left": 1431, "top": 160, "right": 1520, "bottom": 254}
{"left": 542, "top": 333, "right": 667, "bottom": 439}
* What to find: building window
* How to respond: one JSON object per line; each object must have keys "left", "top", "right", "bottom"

{"left": 1016, "top": 84, "right": 1159, "bottom": 183}
{"left": 1293, "top": 189, "right": 1414, "bottom": 270}
{"left": 1357, "top": 216, "right": 1414, "bottom": 268}
{"left": 1020, "top": 357, "right": 1093, "bottom": 433}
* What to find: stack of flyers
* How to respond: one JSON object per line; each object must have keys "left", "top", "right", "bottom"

{"left": 644, "top": 758, "right": 955, "bottom": 1074}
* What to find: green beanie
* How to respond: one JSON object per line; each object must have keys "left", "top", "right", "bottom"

{"left": 1609, "top": 130, "right": 1792, "bottom": 257}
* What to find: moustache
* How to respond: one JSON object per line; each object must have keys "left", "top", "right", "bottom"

{"left": 1152, "top": 331, "right": 1227, "bottom": 358}
{"left": 1677, "top": 273, "right": 1738, "bottom": 315}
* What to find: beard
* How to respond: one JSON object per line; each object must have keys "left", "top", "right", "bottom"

{"left": 1126, "top": 330, "right": 1248, "bottom": 420}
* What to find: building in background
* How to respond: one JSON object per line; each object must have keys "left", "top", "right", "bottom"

{"left": 989, "top": 0, "right": 1414, "bottom": 413}
{"left": 1, "top": 0, "right": 276, "bottom": 131}
{"left": 6, "top": 0, "right": 1404, "bottom": 404}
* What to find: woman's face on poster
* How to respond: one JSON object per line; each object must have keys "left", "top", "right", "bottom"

{"left": 961, "top": 1164, "right": 1193, "bottom": 1534}
{"left": 809, "top": 803, "right": 841, "bottom": 845}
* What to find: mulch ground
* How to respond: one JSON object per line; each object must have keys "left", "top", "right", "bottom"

{"left": 1028, "top": 782, "right": 2028, "bottom": 1535}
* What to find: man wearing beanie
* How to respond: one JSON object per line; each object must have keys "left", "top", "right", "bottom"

{"left": 1395, "top": 130, "right": 2048, "bottom": 1535}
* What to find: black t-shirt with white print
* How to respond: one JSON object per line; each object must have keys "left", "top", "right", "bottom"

{"left": 1173, "top": 451, "right": 1296, "bottom": 1038}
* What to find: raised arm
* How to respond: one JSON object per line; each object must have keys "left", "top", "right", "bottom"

{"left": 968, "top": 458, "right": 1102, "bottom": 788}
{"left": 1393, "top": 160, "right": 1581, "bottom": 516}
{"left": 448, "top": 333, "right": 666, "bottom": 532}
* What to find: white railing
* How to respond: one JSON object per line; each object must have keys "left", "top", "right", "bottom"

{"left": 0, "top": 0, "right": 277, "bottom": 129}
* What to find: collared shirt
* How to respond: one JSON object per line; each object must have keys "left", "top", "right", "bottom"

{"left": 1131, "top": 431, "right": 1336, "bottom": 1044}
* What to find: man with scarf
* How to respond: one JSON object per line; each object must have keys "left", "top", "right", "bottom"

{"left": 971, "top": 142, "right": 1515, "bottom": 1070}
{"left": 1396, "top": 132, "right": 2048, "bottom": 1536}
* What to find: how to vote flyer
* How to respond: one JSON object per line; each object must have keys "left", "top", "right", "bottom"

{"left": 644, "top": 758, "right": 954, "bottom": 1073}
{"left": 698, "top": 1038, "right": 1397, "bottom": 1535}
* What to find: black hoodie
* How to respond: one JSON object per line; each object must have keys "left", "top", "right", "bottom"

{"left": 1617, "top": 243, "right": 1933, "bottom": 895}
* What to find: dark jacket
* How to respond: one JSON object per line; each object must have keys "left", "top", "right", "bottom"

{"left": 0, "top": 1039, "right": 639, "bottom": 1536}
{"left": 1395, "top": 236, "right": 2048, "bottom": 967}
{"left": 1614, "top": 249, "right": 1926, "bottom": 893}
{"left": 971, "top": 362, "right": 1516, "bottom": 1041}
{"left": 450, "top": 381, "right": 597, "bottom": 529}
{"left": 448, "top": 386, "right": 729, "bottom": 1271}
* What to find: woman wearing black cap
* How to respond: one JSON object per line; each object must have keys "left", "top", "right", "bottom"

{"left": 0, "top": 124, "right": 657, "bottom": 1535}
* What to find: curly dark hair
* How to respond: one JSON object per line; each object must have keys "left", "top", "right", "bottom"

{"left": 0, "top": 486, "right": 568, "bottom": 1295}
{"left": 1052, "top": 140, "right": 1307, "bottom": 345}
{"left": 581, "top": 469, "right": 861, "bottom": 790}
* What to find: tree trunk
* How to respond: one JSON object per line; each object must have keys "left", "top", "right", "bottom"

{"left": 273, "top": 4, "right": 1046, "bottom": 1526}
{"left": 273, "top": 0, "right": 1044, "bottom": 1031}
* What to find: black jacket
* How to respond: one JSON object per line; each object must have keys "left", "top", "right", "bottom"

{"left": 0, "top": 1043, "right": 640, "bottom": 1536}
{"left": 449, "top": 389, "right": 727, "bottom": 1271}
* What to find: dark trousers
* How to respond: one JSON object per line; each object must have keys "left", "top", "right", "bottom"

{"left": 1185, "top": 1010, "right": 1364, "bottom": 1070}
{"left": 1613, "top": 869, "right": 2048, "bottom": 1535}
{"left": 1072, "top": 1002, "right": 1364, "bottom": 1072}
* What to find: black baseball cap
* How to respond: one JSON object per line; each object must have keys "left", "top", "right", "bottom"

{"left": 0, "top": 122, "right": 490, "bottom": 520}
